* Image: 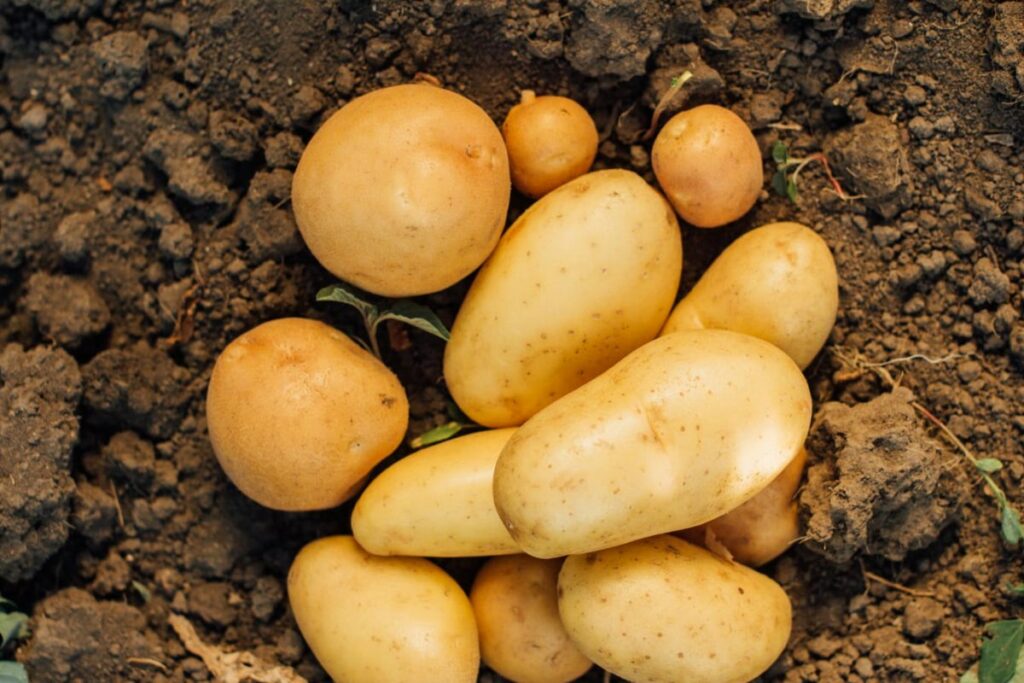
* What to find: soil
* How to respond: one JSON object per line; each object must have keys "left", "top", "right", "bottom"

{"left": 1, "top": 0, "right": 1023, "bottom": 682}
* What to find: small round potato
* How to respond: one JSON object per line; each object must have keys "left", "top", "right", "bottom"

{"left": 558, "top": 535, "right": 792, "bottom": 683}
{"left": 288, "top": 536, "right": 479, "bottom": 683}
{"left": 352, "top": 429, "right": 520, "bottom": 557}
{"left": 206, "top": 318, "right": 408, "bottom": 511}
{"left": 502, "top": 91, "right": 599, "bottom": 198}
{"left": 292, "top": 83, "right": 510, "bottom": 296}
{"left": 652, "top": 104, "right": 763, "bottom": 228}
{"left": 661, "top": 221, "right": 838, "bottom": 369}
{"left": 682, "top": 447, "right": 807, "bottom": 567}
{"left": 493, "top": 329, "right": 811, "bottom": 558}
{"left": 445, "top": 169, "right": 682, "bottom": 428}
{"left": 471, "top": 556, "right": 592, "bottom": 683}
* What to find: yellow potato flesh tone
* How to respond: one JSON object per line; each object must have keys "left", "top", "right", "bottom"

{"left": 558, "top": 535, "right": 792, "bottom": 683}
{"left": 287, "top": 536, "right": 479, "bottom": 683}
{"left": 445, "top": 169, "right": 682, "bottom": 428}
{"left": 493, "top": 329, "right": 812, "bottom": 558}
{"left": 661, "top": 221, "right": 838, "bottom": 369}
{"left": 352, "top": 429, "right": 519, "bottom": 557}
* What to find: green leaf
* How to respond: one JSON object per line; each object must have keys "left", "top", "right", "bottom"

{"left": 786, "top": 178, "right": 799, "bottom": 203}
{"left": 410, "top": 421, "right": 464, "bottom": 449}
{"left": 1002, "top": 506, "right": 1023, "bottom": 547}
{"left": 378, "top": 301, "right": 451, "bottom": 342}
{"left": 0, "top": 661, "right": 28, "bottom": 683}
{"left": 771, "top": 170, "right": 789, "bottom": 197}
{"left": 0, "top": 610, "right": 28, "bottom": 650}
{"left": 977, "top": 459, "right": 1004, "bottom": 474}
{"left": 316, "top": 283, "right": 379, "bottom": 323}
{"left": 1008, "top": 584, "right": 1024, "bottom": 597}
{"left": 131, "top": 581, "right": 152, "bottom": 605}
{"left": 981, "top": 620, "right": 1024, "bottom": 683}
{"left": 772, "top": 140, "right": 789, "bottom": 165}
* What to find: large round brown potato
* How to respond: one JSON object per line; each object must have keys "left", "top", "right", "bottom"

{"left": 652, "top": 104, "right": 763, "bottom": 228}
{"left": 292, "top": 83, "right": 511, "bottom": 296}
{"left": 206, "top": 318, "right": 408, "bottom": 511}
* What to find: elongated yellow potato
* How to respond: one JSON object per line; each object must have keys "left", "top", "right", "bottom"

{"left": 493, "top": 329, "right": 812, "bottom": 558}
{"left": 558, "top": 535, "right": 792, "bottom": 683}
{"left": 445, "top": 169, "right": 682, "bottom": 428}
{"left": 471, "top": 556, "right": 592, "bottom": 683}
{"left": 681, "top": 447, "right": 807, "bottom": 567}
{"left": 352, "top": 429, "right": 519, "bottom": 557}
{"left": 287, "top": 536, "right": 479, "bottom": 683}
{"left": 660, "top": 222, "right": 838, "bottom": 369}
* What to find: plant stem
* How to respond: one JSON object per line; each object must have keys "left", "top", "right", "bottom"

{"left": 643, "top": 70, "right": 693, "bottom": 140}
{"left": 364, "top": 316, "right": 383, "bottom": 360}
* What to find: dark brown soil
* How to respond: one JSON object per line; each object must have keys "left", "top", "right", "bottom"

{"left": 2, "top": 0, "right": 1023, "bottom": 681}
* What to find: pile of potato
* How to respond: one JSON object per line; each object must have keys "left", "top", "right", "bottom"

{"left": 205, "top": 83, "right": 839, "bottom": 683}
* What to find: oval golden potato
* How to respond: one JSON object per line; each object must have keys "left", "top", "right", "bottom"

{"left": 471, "top": 555, "right": 592, "bottom": 683}
{"left": 661, "top": 222, "right": 838, "bottom": 369}
{"left": 352, "top": 429, "right": 519, "bottom": 557}
{"left": 288, "top": 536, "right": 479, "bottom": 683}
{"left": 558, "top": 535, "right": 792, "bottom": 683}
{"left": 503, "top": 91, "right": 599, "bottom": 198}
{"left": 652, "top": 104, "right": 762, "bottom": 228}
{"left": 682, "top": 447, "right": 807, "bottom": 567}
{"left": 206, "top": 318, "right": 408, "bottom": 511}
{"left": 445, "top": 169, "right": 682, "bottom": 428}
{"left": 493, "top": 329, "right": 812, "bottom": 558}
{"left": 292, "top": 83, "right": 510, "bottom": 296}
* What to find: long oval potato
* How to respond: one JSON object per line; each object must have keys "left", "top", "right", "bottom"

{"left": 352, "top": 429, "right": 519, "bottom": 557}
{"left": 661, "top": 221, "right": 838, "bottom": 369}
{"left": 288, "top": 536, "right": 479, "bottom": 683}
{"left": 471, "top": 555, "right": 592, "bottom": 683}
{"left": 681, "top": 447, "right": 807, "bottom": 567}
{"left": 558, "top": 535, "right": 792, "bottom": 683}
{"left": 493, "top": 329, "right": 812, "bottom": 558}
{"left": 444, "top": 169, "right": 682, "bottom": 428}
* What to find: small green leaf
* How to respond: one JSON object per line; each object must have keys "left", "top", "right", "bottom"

{"left": 772, "top": 140, "right": 789, "bottom": 165}
{"left": 0, "top": 661, "right": 28, "bottom": 683}
{"left": 131, "top": 581, "right": 152, "bottom": 605}
{"left": 977, "top": 459, "right": 1004, "bottom": 474}
{"left": 786, "top": 178, "right": 799, "bottom": 203}
{"left": 771, "top": 170, "right": 789, "bottom": 197}
{"left": 1007, "top": 584, "right": 1024, "bottom": 597}
{"left": 316, "top": 283, "right": 379, "bottom": 323}
{"left": 980, "top": 620, "right": 1024, "bottom": 683}
{"left": 0, "top": 610, "right": 28, "bottom": 650}
{"left": 410, "top": 421, "right": 465, "bottom": 449}
{"left": 378, "top": 301, "right": 451, "bottom": 342}
{"left": 1002, "top": 506, "right": 1024, "bottom": 547}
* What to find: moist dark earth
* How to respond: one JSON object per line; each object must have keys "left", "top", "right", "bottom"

{"left": 1, "top": 0, "right": 1023, "bottom": 681}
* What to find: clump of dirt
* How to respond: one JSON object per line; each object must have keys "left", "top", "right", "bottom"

{"left": 801, "top": 387, "right": 967, "bottom": 563}
{"left": 0, "top": 343, "right": 81, "bottom": 583}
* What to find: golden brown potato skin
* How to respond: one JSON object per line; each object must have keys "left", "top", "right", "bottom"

{"left": 652, "top": 104, "right": 763, "bottom": 228}
{"left": 206, "top": 318, "right": 408, "bottom": 511}
{"left": 288, "top": 536, "right": 479, "bottom": 683}
{"left": 292, "top": 83, "right": 510, "bottom": 296}
{"left": 558, "top": 535, "right": 792, "bottom": 683}
{"left": 471, "top": 555, "right": 592, "bottom": 683}
{"left": 503, "top": 91, "right": 598, "bottom": 198}
{"left": 661, "top": 221, "right": 838, "bottom": 369}
{"left": 682, "top": 447, "right": 807, "bottom": 567}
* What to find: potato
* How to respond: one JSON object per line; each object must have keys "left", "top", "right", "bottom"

{"left": 471, "top": 555, "right": 592, "bottom": 683}
{"left": 493, "top": 329, "right": 811, "bottom": 558}
{"left": 445, "top": 169, "right": 682, "bottom": 427}
{"left": 558, "top": 535, "right": 792, "bottom": 683}
{"left": 682, "top": 447, "right": 807, "bottom": 567}
{"left": 292, "top": 83, "right": 510, "bottom": 296}
{"left": 352, "top": 429, "right": 519, "bottom": 557}
{"left": 206, "top": 318, "right": 408, "bottom": 511}
{"left": 288, "top": 536, "right": 479, "bottom": 683}
{"left": 502, "top": 91, "right": 599, "bottom": 198}
{"left": 661, "top": 221, "right": 838, "bottom": 369}
{"left": 652, "top": 104, "right": 762, "bottom": 228}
